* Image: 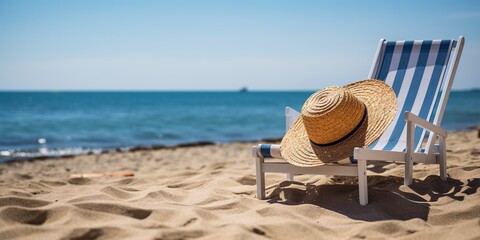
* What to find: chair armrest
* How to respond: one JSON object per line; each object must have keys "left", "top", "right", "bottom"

{"left": 404, "top": 112, "right": 447, "bottom": 137}
{"left": 252, "top": 146, "right": 259, "bottom": 157}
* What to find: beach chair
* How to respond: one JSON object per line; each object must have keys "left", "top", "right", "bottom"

{"left": 252, "top": 37, "right": 465, "bottom": 206}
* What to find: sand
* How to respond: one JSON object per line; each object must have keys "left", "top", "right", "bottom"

{"left": 0, "top": 130, "right": 479, "bottom": 240}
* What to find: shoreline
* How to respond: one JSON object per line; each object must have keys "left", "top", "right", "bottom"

{"left": 1, "top": 137, "right": 284, "bottom": 164}
{"left": 2, "top": 125, "right": 478, "bottom": 164}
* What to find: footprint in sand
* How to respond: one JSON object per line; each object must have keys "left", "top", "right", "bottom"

{"left": 74, "top": 203, "right": 152, "bottom": 220}
{"left": 13, "top": 173, "right": 33, "bottom": 180}
{"left": 236, "top": 176, "right": 256, "bottom": 186}
{"left": 0, "top": 197, "right": 51, "bottom": 208}
{"left": 68, "top": 177, "right": 93, "bottom": 185}
{"left": 470, "top": 149, "right": 480, "bottom": 156}
{"left": 65, "top": 228, "right": 105, "bottom": 240}
{"left": 0, "top": 207, "right": 48, "bottom": 225}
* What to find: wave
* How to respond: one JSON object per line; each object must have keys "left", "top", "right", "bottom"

{"left": 0, "top": 147, "right": 105, "bottom": 162}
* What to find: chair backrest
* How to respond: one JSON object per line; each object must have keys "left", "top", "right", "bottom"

{"left": 367, "top": 37, "right": 464, "bottom": 153}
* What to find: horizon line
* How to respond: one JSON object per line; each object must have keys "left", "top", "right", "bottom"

{"left": 0, "top": 87, "right": 479, "bottom": 92}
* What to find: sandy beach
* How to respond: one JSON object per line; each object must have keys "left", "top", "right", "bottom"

{"left": 0, "top": 130, "right": 479, "bottom": 240}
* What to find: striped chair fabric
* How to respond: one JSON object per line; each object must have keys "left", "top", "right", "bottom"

{"left": 257, "top": 39, "right": 457, "bottom": 164}
{"left": 368, "top": 39, "right": 456, "bottom": 153}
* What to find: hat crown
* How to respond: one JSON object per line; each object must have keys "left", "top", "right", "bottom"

{"left": 301, "top": 86, "right": 365, "bottom": 145}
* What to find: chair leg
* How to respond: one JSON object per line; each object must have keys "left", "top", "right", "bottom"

{"left": 255, "top": 155, "right": 266, "bottom": 200}
{"left": 357, "top": 159, "right": 368, "bottom": 206}
{"left": 404, "top": 158, "right": 413, "bottom": 185}
{"left": 439, "top": 136, "right": 447, "bottom": 181}
{"left": 287, "top": 173, "right": 294, "bottom": 181}
{"left": 404, "top": 120, "right": 414, "bottom": 186}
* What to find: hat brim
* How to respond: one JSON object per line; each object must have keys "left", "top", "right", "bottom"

{"left": 280, "top": 79, "right": 397, "bottom": 166}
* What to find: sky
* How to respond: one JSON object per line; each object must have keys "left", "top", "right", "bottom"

{"left": 0, "top": 0, "right": 479, "bottom": 91}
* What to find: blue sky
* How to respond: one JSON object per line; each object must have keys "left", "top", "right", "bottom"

{"left": 0, "top": 0, "right": 479, "bottom": 90}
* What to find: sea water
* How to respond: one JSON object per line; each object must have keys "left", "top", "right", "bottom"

{"left": 0, "top": 90, "right": 479, "bottom": 161}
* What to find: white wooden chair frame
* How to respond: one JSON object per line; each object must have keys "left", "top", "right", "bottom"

{"left": 252, "top": 37, "right": 465, "bottom": 206}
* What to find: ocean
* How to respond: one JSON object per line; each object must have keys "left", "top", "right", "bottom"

{"left": 1, "top": 90, "right": 479, "bottom": 162}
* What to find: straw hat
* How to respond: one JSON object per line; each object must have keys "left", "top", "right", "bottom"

{"left": 280, "top": 79, "right": 397, "bottom": 166}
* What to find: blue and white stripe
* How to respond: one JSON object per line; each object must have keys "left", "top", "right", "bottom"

{"left": 257, "top": 144, "right": 282, "bottom": 159}
{"left": 369, "top": 39, "right": 454, "bottom": 152}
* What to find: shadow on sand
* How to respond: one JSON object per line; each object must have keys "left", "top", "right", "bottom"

{"left": 267, "top": 175, "right": 480, "bottom": 222}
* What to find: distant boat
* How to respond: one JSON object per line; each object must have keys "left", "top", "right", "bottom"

{"left": 239, "top": 87, "right": 248, "bottom": 92}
